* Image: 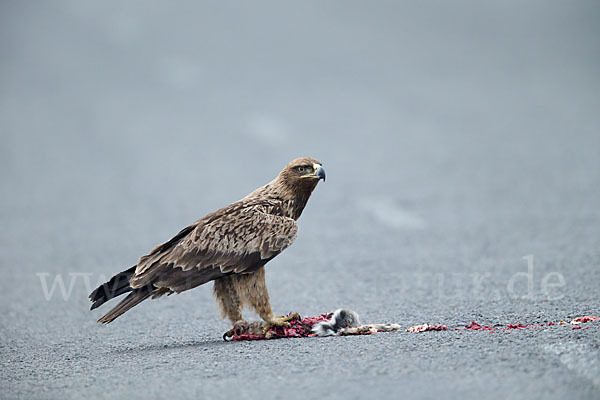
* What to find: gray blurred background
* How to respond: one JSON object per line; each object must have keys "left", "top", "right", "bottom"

{"left": 1, "top": 1, "right": 599, "bottom": 399}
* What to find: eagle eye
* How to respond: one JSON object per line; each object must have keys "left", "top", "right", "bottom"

{"left": 295, "top": 166, "right": 307, "bottom": 173}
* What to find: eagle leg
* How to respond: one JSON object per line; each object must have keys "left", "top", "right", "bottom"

{"left": 232, "top": 268, "right": 293, "bottom": 333}
{"left": 213, "top": 277, "right": 244, "bottom": 325}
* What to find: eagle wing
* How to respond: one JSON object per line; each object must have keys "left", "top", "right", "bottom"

{"left": 128, "top": 200, "right": 298, "bottom": 293}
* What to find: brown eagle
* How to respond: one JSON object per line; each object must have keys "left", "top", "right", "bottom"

{"left": 89, "top": 157, "right": 325, "bottom": 333}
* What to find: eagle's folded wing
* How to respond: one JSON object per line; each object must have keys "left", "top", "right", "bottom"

{"left": 128, "top": 202, "right": 298, "bottom": 293}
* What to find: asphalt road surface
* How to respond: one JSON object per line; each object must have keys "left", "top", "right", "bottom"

{"left": 1, "top": 1, "right": 599, "bottom": 399}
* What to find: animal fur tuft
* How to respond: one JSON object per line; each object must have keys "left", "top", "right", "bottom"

{"left": 312, "top": 309, "right": 361, "bottom": 336}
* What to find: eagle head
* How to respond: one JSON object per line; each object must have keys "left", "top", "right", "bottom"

{"left": 275, "top": 157, "right": 325, "bottom": 203}
{"left": 281, "top": 157, "right": 325, "bottom": 184}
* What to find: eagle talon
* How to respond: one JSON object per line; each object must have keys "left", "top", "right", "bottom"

{"left": 282, "top": 312, "right": 301, "bottom": 322}
{"left": 262, "top": 320, "right": 289, "bottom": 334}
{"left": 223, "top": 328, "right": 235, "bottom": 341}
{"left": 223, "top": 320, "right": 253, "bottom": 340}
{"left": 262, "top": 312, "right": 301, "bottom": 334}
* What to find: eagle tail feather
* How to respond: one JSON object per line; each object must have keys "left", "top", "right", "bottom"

{"left": 97, "top": 287, "right": 153, "bottom": 324}
{"left": 89, "top": 265, "right": 136, "bottom": 310}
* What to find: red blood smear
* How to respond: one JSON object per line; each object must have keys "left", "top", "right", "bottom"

{"left": 464, "top": 321, "right": 494, "bottom": 331}
{"left": 423, "top": 324, "right": 448, "bottom": 332}
{"left": 506, "top": 323, "right": 530, "bottom": 329}
{"left": 234, "top": 333, "right": 266, "bottom": 341}
{"left": 464, "top": 321, "right": 482, "bottom": 330}
{"left": 572, "top": 325, "right": 582, "bottom": 330}
{"left": 570, "top": 316, "right": 599, "bottom": 324}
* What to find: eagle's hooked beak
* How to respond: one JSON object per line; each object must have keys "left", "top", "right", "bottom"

{"left": 300, "top": 163, "right": 326, "bottom": 181}
{"left": 314, "top": 164, "right": 326, "bottom": 182}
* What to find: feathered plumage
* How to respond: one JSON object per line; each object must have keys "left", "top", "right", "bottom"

{"left": 90, "top": 157, "right": 325, "bottom": 328}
